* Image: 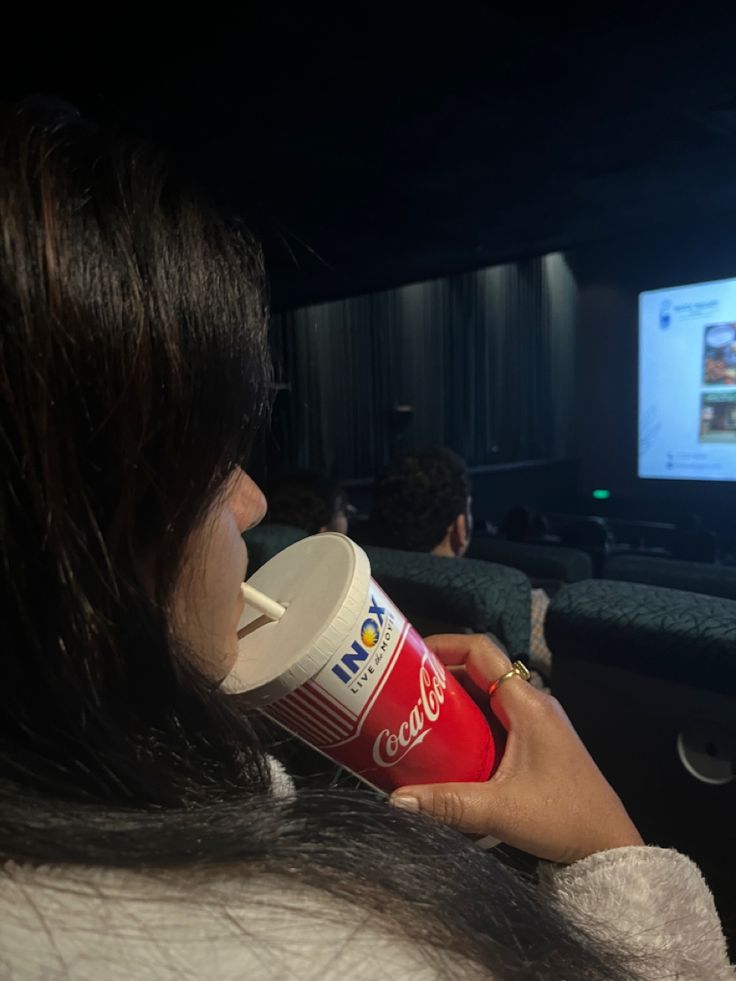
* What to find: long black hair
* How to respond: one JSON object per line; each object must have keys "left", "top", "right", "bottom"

{"left": 0, "top": 103, "right": 643, "bottom": 980}
{"left": 0, "top": 98, "right": 272, "bottom": 806}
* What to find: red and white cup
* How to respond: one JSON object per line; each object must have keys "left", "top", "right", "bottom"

{"left": 223, "top": 533, "right": 499, "bottom": 793}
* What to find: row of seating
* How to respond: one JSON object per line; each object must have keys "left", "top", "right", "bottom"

{"left": 604, "top": 552, "right": 736, "bottom": 601}
{"left": 472, "top": 534, "right": 736, "bottom": 601}
{"left": 349, "top": 510, "right": 736, "bottom": 599}
{"left": 244, "top": 522, "right": 736, "bottom": 925}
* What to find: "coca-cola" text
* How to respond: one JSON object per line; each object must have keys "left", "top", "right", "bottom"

{"left": 371, "top": 655, "right": 448, "bottom": 767}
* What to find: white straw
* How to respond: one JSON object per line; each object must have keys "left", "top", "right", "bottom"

{"left": 240, "top": 582, "right": 286, "bottom": 621}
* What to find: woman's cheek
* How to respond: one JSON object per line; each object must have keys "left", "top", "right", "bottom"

{"left": 172, "top": 506, "right": 246, "bottom": 681}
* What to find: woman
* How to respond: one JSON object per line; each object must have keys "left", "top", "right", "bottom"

{"left": 0, "top": 102, "right": 731, "bottom": 980}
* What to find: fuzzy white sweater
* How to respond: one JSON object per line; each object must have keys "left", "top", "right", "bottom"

{"left": 0, "top": 845, "right": 732, "bottom": 980}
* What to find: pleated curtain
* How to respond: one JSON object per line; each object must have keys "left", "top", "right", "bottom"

{"left": 270, "top": 252, "right": 577, "bottom": 479}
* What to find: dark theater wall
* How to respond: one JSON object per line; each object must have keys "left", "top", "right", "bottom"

{"left": 270, "top": 253, "right": 577, "bottom": 481}
{"left": 575, "top": 281, "right": 638, "bottom": 497}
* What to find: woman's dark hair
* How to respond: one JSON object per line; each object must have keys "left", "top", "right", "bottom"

{"left": 0, "top": 104, "right": 642, "bottom": 980}
{"left": 267, "top": 469, "right": 347, "bottom": 534}
{"left": 0, "top": 100, "right": 272, "bottom": 805}
{"left": 371, "top": 448, "right": 470, "bottom": 552}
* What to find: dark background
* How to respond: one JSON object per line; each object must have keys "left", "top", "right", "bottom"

{"left": 7, "top": 4, "right": 736, "bottom": 529}
{"left": 8, "top": 5, "right": 736, "bottom": 308}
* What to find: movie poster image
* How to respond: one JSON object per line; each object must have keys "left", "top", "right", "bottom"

{"left": 700, "top": 391, "right": 736, "bottom": 442}
{"left": 702, "top": 322, "right": 736, "bottom": 385}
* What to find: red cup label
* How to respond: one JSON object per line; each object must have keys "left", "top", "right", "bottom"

{"left": 265, "top": 582, "right": 496, "bottom": 792}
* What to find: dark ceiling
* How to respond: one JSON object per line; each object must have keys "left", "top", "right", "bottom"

{"left": 8, "top": 5, "right": 736, "bottom": 309}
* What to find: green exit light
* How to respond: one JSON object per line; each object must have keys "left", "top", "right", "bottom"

{"left": 592, "top": 489, "right": 611, "bottom": 500}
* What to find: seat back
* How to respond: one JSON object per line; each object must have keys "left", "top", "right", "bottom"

{"left": 468, "top": 538, "right": 592, "bottom": 594}
{"left": 547, "top": 579, "right": 736, "bottom": 935}
{"left": 366, "top": 546, "right": 531, "bottom": 658}
{"left": 604, "top": 552, "right": 736, "bottom": 601}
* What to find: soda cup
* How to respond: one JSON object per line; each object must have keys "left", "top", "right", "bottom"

{"left": 224, "top": 533, "right": 499, "bottom": 793}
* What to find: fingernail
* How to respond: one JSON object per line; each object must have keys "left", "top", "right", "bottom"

{"left": 390, "top": 795, "right": 419, "bottom": 812}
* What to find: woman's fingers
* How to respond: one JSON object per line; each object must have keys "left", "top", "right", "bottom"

{"left": 424, "top": 633, "right": 511, "bottom": 692}
{"left": 392, "top": 636, "right": 643, "bottom": 862}
{"left": 425, "top": 632, "right": 544, "bottom": 731}
{"left": 392, "top": 780, "right": 513, "bottom": 837}
{"left": 488, "top": 672, "right": 558, "bottom": 731}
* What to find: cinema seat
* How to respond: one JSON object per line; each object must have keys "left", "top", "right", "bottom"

{"left": 366, "top": 546, "right": 531, "bottom": 659}
{"left": 547, "top": 579, "right": 736, "bottom": 933}
{"left": 603, "top": 552, "right": 736, "bottom": 601}
{"left": 468, "top": 538, "right": 592, "bottom": 595}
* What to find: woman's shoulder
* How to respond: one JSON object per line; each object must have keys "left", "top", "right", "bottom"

{"left": 540, "top": 846, "right": 734, "bottom": 980}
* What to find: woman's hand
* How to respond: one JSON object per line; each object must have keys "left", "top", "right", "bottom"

{"left": 391, "top": 634, "right": 643, "bottom": 864}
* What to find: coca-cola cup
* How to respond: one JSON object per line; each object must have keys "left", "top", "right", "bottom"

{"left": 223, "top": 533, "right": 499, "bottom": 793}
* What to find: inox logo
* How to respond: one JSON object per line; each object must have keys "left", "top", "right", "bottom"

{"left": 331, "top": 596, "right": 386, "bottom": 684}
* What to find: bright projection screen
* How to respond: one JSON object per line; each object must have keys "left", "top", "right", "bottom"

{"left": 639, "top": 277, "right": 736, "bottom": 481}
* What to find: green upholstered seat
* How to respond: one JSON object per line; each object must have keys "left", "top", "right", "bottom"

{"left": 603, "top": 553, "right": 736, "bottom": 603}
{"left": 468, "top": 538, "right": 593, "bottom": 588}
{"left": 366, "top": 546, "right": 531, "bottom": 659}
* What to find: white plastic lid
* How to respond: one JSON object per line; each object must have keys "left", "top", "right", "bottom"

{"left": 222, "top": 533, "right": 372, "bottom": 705}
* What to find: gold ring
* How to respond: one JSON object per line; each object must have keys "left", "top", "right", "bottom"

{"left": 487, "top": 660, "right": 531, "bottom": 699}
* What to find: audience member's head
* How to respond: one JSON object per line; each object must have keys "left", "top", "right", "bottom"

{"left": 267, "top": 470, "right": 351, "bottom": 535}
{"left": 499, "top": 505, "right": 549, "bottom": 543}
{"left": 674, "top": 512, "right": 718, "bottom": 563}
{"left": 371, "top": 448, "right": 471, "bottom": 556}
{"left": 676, "top": 512, "right": 703, "bottom": 535}
{"left": 560, "top": 517, "right": 610, "bottom": 551}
